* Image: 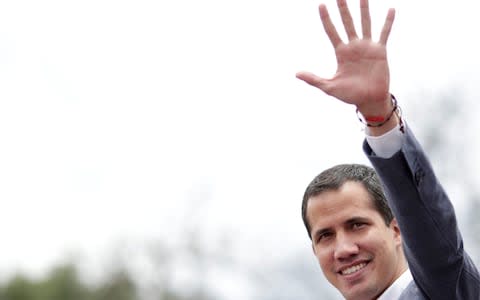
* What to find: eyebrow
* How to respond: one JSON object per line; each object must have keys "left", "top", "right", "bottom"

{"left": 345, "top": 216, "right": 370, "bottom": 225}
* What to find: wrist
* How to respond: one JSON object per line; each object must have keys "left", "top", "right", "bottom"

{"left": 356, "top": 94, "right": 393, "bottom": 118}
{"left": 356, "top": 94, "right": 403, "bottom": 136}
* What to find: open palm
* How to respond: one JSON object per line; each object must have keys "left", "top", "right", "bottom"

{"left": 297, "top": 0, "right": 395, "bottom": 114}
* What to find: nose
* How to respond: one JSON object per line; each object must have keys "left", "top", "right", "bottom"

{"left": 333, "top": 232, "right": 359, "bottom": 260}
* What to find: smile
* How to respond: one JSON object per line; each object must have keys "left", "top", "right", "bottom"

{"left": 340, "top": 262, "right": 368, "bottom": 275}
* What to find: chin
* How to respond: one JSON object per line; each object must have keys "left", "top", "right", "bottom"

{"left": 341, "top": 284, "right": 379, "bottom": 300}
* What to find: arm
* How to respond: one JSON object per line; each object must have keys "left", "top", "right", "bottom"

{"left": 365, "top": 125, "right": 480, "bottom": 299}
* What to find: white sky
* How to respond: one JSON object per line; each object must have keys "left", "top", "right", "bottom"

{"left": 1, "top": 0, "right": 480, "bottom": 285}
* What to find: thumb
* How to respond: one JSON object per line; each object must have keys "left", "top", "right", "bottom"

{"left": 295, "top": 71, "right": 331, "bottom": 93}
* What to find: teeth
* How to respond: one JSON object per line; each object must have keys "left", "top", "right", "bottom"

{"left": 341, "top": 263, "right": 367, "bottom": 275}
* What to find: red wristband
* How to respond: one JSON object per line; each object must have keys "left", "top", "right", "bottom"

{"left": 364, "top": 115, "right": 386, "bottom": 122}
{"left": 356, "top": 94, "right": 398, "bottom": 128}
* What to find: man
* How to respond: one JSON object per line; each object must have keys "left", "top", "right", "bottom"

{"left": 296, "top": 0, "right": 480, "bottom": 299}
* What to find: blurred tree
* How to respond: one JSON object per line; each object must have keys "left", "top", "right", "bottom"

{"left": 0, "top": 275, "right": 37, "bottom": 300}
{"left": 36, "top": 264, "right": 89, "bottom": 300}
{"left": 0, "top": 263, "right": 136, "bottom": 300}
{"left": 91, "top": 270, "right": 136, "bottom": 300}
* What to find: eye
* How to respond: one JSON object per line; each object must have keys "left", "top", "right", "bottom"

{"left": 316, "top": 232, "right": 333, "bottom": 244}
{"left": 352, "top": 222, "right": 366, "bottom": 230}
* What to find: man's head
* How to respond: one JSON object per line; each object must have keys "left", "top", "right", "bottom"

{"left": 302, "top": 164, "right": 407, "bottom": 300}
{"left": 302, "top": 164, "right": 393, "bottom": 237}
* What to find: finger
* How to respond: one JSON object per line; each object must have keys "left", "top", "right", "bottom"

{"left": 296, "top": 71, "right": 332, "bottom": 93}
{"left": 379, "top": 8, "right": 395, "bottom": 45}
{"left": 319, "top": 4, "right": 342, "bottom": 48}
{"left": 337, "top": 0, "right": 358, "bottom": 41}
{"left": 360, "top": 0, "right": 371, "bottom": 39}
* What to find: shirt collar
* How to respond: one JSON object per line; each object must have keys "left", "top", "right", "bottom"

{"left": 377, "top": 269, "right": 413, "bottom": 300}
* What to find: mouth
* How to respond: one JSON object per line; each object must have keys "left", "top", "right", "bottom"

{"left": 339, "top": 261, "right": 370, "bottom": 276}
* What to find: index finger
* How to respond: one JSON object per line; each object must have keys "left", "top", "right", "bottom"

{"left": 379, "top": 8, "right": 395, "bottom": 45}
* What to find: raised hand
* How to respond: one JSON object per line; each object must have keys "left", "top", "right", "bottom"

{"left": 296, "top": 0, "right": 395, "bottom": 117}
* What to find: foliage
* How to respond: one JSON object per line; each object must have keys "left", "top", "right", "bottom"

{"left": 0, "top": 264, "right": 136, "bottom": 300}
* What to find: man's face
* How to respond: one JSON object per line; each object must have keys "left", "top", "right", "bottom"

{"left": 306, "top": 181, "right": 405, "bottom": 300}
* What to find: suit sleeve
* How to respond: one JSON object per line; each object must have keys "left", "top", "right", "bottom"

{"left": 364, "top": 126, "right": 480, "bottom": 300}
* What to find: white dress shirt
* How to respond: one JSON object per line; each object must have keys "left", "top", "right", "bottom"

{"left": 365, "top": 123, "right": 406, "bottom": 158}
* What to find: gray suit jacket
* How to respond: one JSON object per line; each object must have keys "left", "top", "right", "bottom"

{"left": 364, "top": 126, "right": 480, "bottom": 299}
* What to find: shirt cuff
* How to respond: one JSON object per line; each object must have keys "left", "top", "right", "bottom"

{"left": 365, "top": 122, "right": 406, "bottom": 158}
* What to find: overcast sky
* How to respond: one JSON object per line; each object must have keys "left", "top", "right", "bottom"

{"left": 1, "top": 0, "right": 479, "bottom": 287}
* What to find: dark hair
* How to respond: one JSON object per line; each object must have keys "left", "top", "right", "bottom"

{"left": 302, "top": 164, "right": 394, "bottom": 239}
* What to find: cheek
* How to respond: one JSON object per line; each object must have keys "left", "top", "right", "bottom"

{"left": 363, "top": 232, "right": 396, "bottom": 260}
{"left": 315, "top": 247, "right": 334, "bottom": 270}
{"left": 356, "top": 232, "right": 388, "bottom": 254}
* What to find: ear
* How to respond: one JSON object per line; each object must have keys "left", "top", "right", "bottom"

{"left": 389, "top": 218, "right": 402, "bottom": 245}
